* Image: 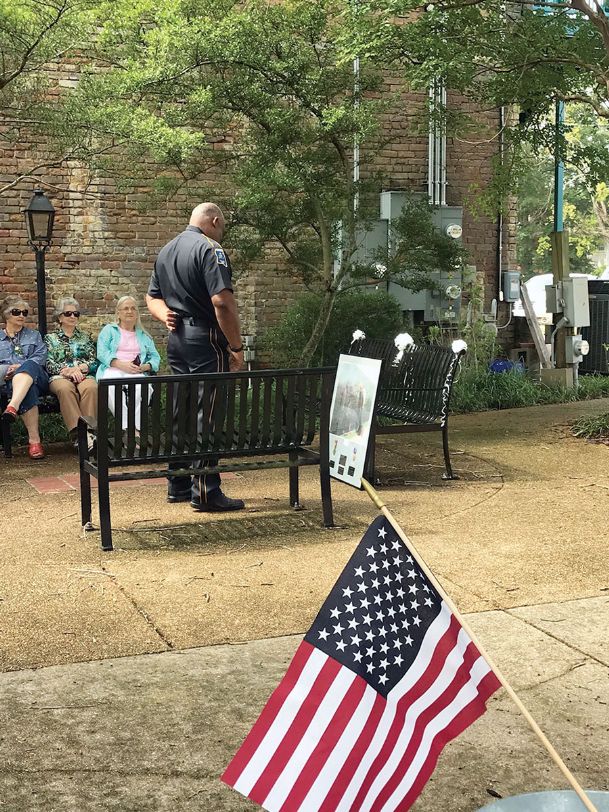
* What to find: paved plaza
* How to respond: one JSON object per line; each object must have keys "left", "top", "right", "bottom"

{"left": 1, "top": 399, "right": 609, "bottom": 810}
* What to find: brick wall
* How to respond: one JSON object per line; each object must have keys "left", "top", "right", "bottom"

{"left": 0, "top": 69, "right": 516, "bottom": 354}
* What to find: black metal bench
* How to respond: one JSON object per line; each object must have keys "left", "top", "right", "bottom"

{"left": 348, "top": 337, "right": 466, "bottom": 482}
{"left": 78, "top": 367, "right": 336, "bottom": 551}
{"left": 1, "top": 389, "right": 60, "bottom": 457}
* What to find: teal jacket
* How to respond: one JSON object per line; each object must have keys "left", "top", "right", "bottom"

{"left": 96, "top": 323, "right": 161, "bottom": 381}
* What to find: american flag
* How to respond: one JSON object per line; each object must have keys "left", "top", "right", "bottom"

{"left": 222, "top": 516, "right": 501, "bottom": 811}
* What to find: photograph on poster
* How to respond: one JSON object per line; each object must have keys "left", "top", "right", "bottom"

{"left": 329, "top": 354, "right": 382, "bottom": 488}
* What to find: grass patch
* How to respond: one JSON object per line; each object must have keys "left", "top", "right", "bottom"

{"left": 571, "top": 411, "right": 609, "bottom": 440}
{"left": 451, "top": 370, "right": 609, "bottom": 414}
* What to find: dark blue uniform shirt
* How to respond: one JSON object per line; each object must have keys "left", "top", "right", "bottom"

{"left": 148, "top": 225, "right": 233, "bottom": 327}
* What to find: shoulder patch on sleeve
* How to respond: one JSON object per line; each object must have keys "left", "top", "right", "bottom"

{"left": 215, "top": 247, "right": 227, "bottom": 266}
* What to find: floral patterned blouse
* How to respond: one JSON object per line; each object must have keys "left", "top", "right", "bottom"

{"left": 45, "top": 326, "right": 98, "bottom": 381}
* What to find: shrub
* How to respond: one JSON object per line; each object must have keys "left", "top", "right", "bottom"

{"left": 262, "top": 289, "right": 403, "bottom": 367}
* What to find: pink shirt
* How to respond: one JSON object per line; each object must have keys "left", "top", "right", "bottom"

{"left": 115, "top": 327, "right": 141, "bottom": 362}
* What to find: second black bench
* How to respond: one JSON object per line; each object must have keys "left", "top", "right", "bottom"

{"left": 348, "top": 337, "right": 466, "bottom": 482}
{"left": 78, "top": 367, "right": 336, "bottom": 551}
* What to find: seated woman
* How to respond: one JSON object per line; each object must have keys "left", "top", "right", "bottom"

{"left": 45, "top": 297, "right": 98, "bottom": 450}
{"left": 96, "top": 295, "right": 160, "bottom": 430}
{"left": 0, "top": 295, "right": 49, "bottom": 459}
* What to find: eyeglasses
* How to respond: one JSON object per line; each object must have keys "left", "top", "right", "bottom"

{"left": 62, "top": 311, "right": 81, "bottom": 318}
{"left": 10, "top": 309, "right": 28, "bottom": 317}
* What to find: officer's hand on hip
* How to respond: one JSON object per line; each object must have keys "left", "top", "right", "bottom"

{"left": 229, "top": 349, "right": 245, "bottom": 372}
{"left": 164, "top": 310, "right": 178, "bottom": 332}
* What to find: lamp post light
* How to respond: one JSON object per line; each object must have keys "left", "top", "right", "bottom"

{"left": 23, "top": 188, "right": 55, "bottom": 337}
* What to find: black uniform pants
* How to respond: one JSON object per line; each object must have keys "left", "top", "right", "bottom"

{"left": 167, "top": 322, "right": 229, "bottom": 503}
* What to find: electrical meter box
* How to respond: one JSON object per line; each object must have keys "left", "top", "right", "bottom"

{"left": 502, "top": 271, "right": 521, "bottom": 303}
{"left": 378, "top": 190, "right": 463, "bottom": 322}
{"left": 561, "top": 278, "right": 590, "bottom": 327}
{"left": 545, "top": 278, "right": 590, "bottom": 327}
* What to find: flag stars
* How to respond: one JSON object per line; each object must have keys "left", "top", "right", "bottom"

{"left": 351, "top": 634, "right": 362, "bottom": 647}
{"left": 378, "top": 626, "right": 387, "bottom": 638}
{"left": 357, "top": 582, "right": 368, "bottom": 594}
{"left": 373, "top": 594, "right": 382, "bottom": 605}
{"left": 360, "top": 597, "right": 370, "bottom": 610}
{"left": 394, "top": 654, "right": 404, "bottom": 667}
{"left": 387, "top": 607, "right": 396, "bottom": 619}
{"left": 409, "top": 584, "right": 419, "bottom": 595}
{"left": 378, "top": 527, "right": 387, "bottom": 539}
{"left": 342, "top": 586, "right": 354, "bottom": 598}
{"left": 353, "top": 651, "right": 363, "bottom": 663}
{"left": 412, "top": 616, "right": 422, "bottom": 627}
{"left": 378, "top": 673, "right": 388, "bottom": 685}
{"left": 398, "top": 603, "right": 407, "bottom": 614}
{"left": 405, "top": 635, "right": 414, "bottom": 646}
{"left": 381, "top": 559, "right": 390, "bottom": 570}
{"left": 345, "top": 602, "right": 356, "bottom": 614}
{"left": 347, "top": 618, "right": 358, "bottom": 630}
{"left": 383, "top": 575, "right": 392, "bottom": 586}
{"left": 366, "top": 646, "right": 375, "bottom": 658}
{"left": 391, "top": 540, "right": 401, "bottom": 550}
{"left": 369, "top": 562, "right": 379, "bottom": 573}
{"left": 407, "top": 568, "right": 417, "bottom": 580}
{"left": 333, "top": 622, "right": 344, "bottom": 635}
{"left": 336, "top": 640, "right": 347, "bottom": 652}
{"left": 362, "top": 614, "right": 372, "bottom": 626}
{"left": 330, "top": 607, "right": 341, "bottom": 619}
{"left": 366, "top": 662, "right": 375, "bottom": 673}
{"left": 424, "top": 597, "right": 434, "bottom": 607}
{"left": 365, "top": 630, "right": 374, "bottom": 641}
{"left": 410, "top": 599, "right": 420, "bottom": 611}
{"left": 318, "top": 629, "right": 329, "bottom": 641}
{"left": 371, "top": 578, "right": 380, "bottom": 590}
{"left": 379, "top": 543, "right": 388, "bottom": 554}
{"left": 366, "top": 546, "right": 376, "bottom": 557}
{"left": 396, "top": 587, "right": 405, "bottom": 598}
{"left": 354, "top": 566, "right": 365, "bottom": 578}
{"left": 380, "top": 642, "right": 389, "bottom": 654}
{"left": 393, "top": 638, "right": 402, "bottom": 649}
{"left": 376, "top": 610, "right": 385, "bottom": 621}
{"left": 379, "top": 658, "right": 390, "bottom": 670}
{"left": 394, "top": 572, "right": 404, "bottom": 583}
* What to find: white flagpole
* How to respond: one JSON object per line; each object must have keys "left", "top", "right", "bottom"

{"left": 361, "top": 478, "right": 598, "bottom": 812}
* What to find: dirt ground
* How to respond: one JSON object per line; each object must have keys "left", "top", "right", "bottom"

{"left": 1, "top": 398, "right": 609, "bottom": 811}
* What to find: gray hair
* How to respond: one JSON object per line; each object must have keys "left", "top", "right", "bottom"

{"left": 54, "top": 296, "right": 80, "bottom": 320}
{"left": 2, "top": 295, "right": 29, "bottom": 321}
{"left": 115, "top": 295, "right": 148, "bottom": 334}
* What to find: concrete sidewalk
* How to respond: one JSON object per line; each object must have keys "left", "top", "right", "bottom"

{"left": 1, "top": 399, "right": 609, "bottom": 810}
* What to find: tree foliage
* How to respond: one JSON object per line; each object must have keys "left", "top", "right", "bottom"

{"left": 350, "top": 0, "right": 609, "bottom": 184}
{"left": 57, "top": 0, "right": 464, "bottom": 363}
{"left": 0, "top": 0, "right": 101, "bottom": 194}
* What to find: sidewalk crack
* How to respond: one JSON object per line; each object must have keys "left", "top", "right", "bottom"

{"left": 99, "top": 566, "right": 174, "bottom": 650}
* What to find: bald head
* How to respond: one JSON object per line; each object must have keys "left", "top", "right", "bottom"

{"left": 190, "top": 202, "right": 226, "bottom": 242}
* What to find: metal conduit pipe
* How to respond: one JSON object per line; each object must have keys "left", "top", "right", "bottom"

{"left": 497, "top": 105, "right": 505, "bottom": 301}
{"left": 440, "top": 82, "right": 447, "bottom": 206}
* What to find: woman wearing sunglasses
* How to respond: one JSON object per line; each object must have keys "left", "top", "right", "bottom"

{"left": 0, "top": 295, "right": 49, "bottom": 459}
{"left": 45, "top": 297, "right": 98, "bottom": 450}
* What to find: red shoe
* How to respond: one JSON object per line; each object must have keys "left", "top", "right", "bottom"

{"left": 28, "top": 442, "right": 45, "bottom": 460}
{"left": 2, "top": 405, "right": 17, "bottom": 421}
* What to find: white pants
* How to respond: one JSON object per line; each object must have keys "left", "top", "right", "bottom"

{"left": 100, "top": 368, "right": 150, "bottom": 431}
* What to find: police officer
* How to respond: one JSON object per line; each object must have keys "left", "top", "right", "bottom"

{"left": 146, "top": 202, "right": 245, "bottom": 512}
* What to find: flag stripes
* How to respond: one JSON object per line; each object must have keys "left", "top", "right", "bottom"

{"left": 223, "top": 600, "right": 499, "bottom": 811}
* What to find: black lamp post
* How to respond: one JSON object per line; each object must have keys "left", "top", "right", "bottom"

{"left": 23, "top": 188, "right": 55, "bottom": 337}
